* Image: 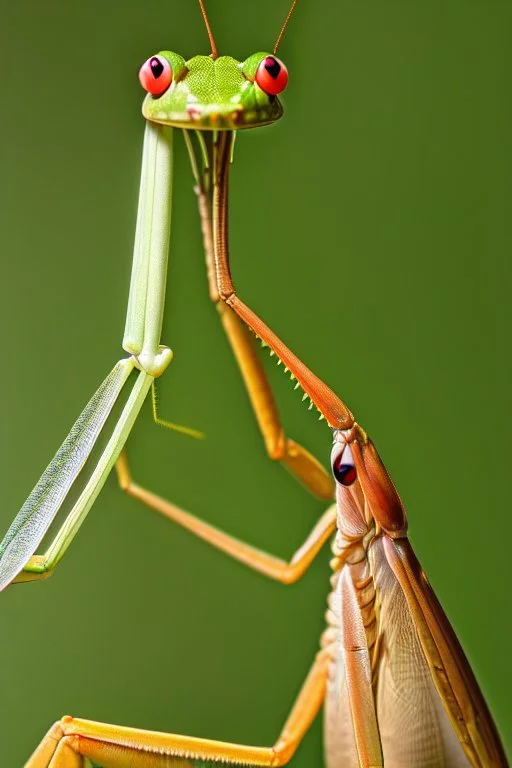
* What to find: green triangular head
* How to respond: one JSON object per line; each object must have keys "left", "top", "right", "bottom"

{"left": 139, "top": 51, "right": 289, "bottom": 130}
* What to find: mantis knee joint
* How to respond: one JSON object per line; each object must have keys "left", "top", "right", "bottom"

{"left": 266, "top": 433, "right": 287, "bottom": 461}
{"left": 271, "top": 740, "right": 296, "bottom": 765}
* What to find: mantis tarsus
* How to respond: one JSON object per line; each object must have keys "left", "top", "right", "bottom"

{"left": 1, "top": 1, "right": 508, "bottom": 766}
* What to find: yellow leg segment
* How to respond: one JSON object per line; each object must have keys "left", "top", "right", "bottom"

{"left": 192, "top": 159, "right": 333, "bottom": 502}
{"left": 26, "top": 651, "right": 328, "bottom": 767}
{"left": 116, "top": 452, "right": 336, "bottom": 585}
{"left": 218, "top": 304, "right": 334, "bottom": 501}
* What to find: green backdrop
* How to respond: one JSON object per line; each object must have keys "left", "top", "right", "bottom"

{"left": 0, "top": 0, "right": 510, "bottom": 765}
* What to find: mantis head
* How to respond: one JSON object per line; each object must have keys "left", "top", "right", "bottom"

{"left": 138, "top": 0, "right": 297, "bottom": 130}
{"left": 139, "top": 51, "right": 288, "bottom": 130}
{"left": 331, "top": 427, "right": 408, "bottom": 539}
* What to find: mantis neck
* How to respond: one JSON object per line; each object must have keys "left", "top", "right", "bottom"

{"left": 212, "top": 130, "right": 236, "bottom": 301}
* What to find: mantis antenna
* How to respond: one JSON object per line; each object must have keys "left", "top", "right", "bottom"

{"left": 197, "top": 0, "right": 218, "bottom": 59}
{"left": 274, "top": 0, "right": 299, "bottom": 54}
{"left": 197, "top": 0, "right": 297, "bottom": 59}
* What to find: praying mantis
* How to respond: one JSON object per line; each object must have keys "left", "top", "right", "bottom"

{"left": 1, "top": 0, "right": 509, "bottom": 766}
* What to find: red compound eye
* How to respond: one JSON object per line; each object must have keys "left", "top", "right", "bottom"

{"left": 139, "top": 55, "right": 172, "bottom": 96}
{"left": 332, "top": 445, "right": 357, "bottom": 486}
{"left": 255, "top": 55, "right": 288, "bottom": 96}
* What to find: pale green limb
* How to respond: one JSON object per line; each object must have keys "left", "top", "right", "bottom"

{"left": 11, "top": 365, "right": 153, "bottom": 585}
{"left": 122, "top": 122, "right": 152, "bottom": 356}
{"left": 123, "top": 122, "right": 174, "bottom": 377}
{"left": 3, "top": 354, "right": 191, "bottom": 589}
{"left": 0, "top": 359, "right": 135, "bottom": 591}
{"left": 1, "top": 122, "right": 177, "bottom": 590}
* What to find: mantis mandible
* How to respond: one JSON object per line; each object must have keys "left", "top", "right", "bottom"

{"left": 1, "top": 1, "right": 507, "bottom": 766}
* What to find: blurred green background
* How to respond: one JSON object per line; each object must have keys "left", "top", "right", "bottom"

{"left": 0, "top": 0, "right": 510, "bottom": 765}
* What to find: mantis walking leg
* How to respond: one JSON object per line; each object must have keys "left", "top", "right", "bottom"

{"left": 209, "top": 130, "right": 352, "bottom": 432}
{"left": 26, "top": 650, "right": 329, "bottom": 768}
{"left": 184, "top": 129, "right": 333, "bottom": 502}
{"left": 117, "top": 452, "right": 336, "bottom": 584}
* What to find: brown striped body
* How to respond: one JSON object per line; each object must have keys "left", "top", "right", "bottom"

{"left": 322, "top": 429, "right": 506, "bottom": 767}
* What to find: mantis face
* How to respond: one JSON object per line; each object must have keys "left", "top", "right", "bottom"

{"left": 139, "top": 51, "right": 288, "bottom": 130}
{"left": 331, "top": 428, "right": 408, "bottom": 539}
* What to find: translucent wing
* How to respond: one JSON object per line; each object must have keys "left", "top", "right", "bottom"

{"left": 0, "top": 359, "right": 133, "bottom": 590}
{"left": 379, "top": 536, "right": 507, "bottom": 767}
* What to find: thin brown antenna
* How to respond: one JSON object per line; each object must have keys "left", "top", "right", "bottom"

{"left": 197, "top": 0, "right": 218, "bottom": 59}
{"left": 273, "top": 0, "right": 298, "bottom": 54}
